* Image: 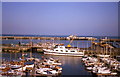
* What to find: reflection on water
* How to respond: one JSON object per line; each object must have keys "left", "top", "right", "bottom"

{"left": 2, "top": 52, "right": 92, "bottom": 75}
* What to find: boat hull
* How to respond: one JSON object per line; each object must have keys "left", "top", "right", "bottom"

{"left": 44, "top": 51, "right": 84, "bottom": 57}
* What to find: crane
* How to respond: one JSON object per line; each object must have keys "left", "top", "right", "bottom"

{"left": 67, "top": 35, "right": 75, "bottom": 47}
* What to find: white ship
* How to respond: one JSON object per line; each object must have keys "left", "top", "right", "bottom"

{"left": 43, "top": 45, "right": 84, "bottom": 57}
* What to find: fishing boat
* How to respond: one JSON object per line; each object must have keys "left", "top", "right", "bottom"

{"left": 43, "top": 45, "right": 84, "bottom": 56}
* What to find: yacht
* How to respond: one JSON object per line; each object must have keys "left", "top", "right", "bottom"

{"left": 43, "top": 45, "right": 84, "bottom": 57}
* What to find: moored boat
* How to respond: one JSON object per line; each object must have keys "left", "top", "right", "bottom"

{"left": 43, "top": 45, "right": 84, "bottom": 57}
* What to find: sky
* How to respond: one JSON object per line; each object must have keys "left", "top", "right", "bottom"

{"left": 118, "top": 1, "right": 120, "bottom": 37}
{"left": 2, "top": 2, "right": 118, "bottom": 36}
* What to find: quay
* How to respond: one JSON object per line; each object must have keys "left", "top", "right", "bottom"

{"left": 2, "top": 43, "right": 46, "bottom": 53}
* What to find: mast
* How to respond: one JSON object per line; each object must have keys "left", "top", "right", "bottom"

{"left": 77, "top": 42, "right": 79, "bottom": 49}
{"left": 86, "top": 41, "right": 88, "bottom": 54}
{"left": 30, "top": 37, "right": 33, "bottom": 58}
{"left": 110, "top": 47, "right": 112, "bottom": 58}
{"left": 105, "top": 37, "right": 108, "bottom": 55}
{"left": 21, "top": 38, "right": 24, "bottom": 74}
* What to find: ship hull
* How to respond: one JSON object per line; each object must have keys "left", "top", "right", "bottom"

{"left": 43, "top": 50, "right": 84, "bottom": 57}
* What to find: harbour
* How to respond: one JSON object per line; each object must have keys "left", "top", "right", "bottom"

{"left": 0, "top": 35, "right": 120, "bottom": 77}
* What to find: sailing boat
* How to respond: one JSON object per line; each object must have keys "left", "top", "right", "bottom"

{"left": 98, "top": 37, "right": 110, "bottom": 58}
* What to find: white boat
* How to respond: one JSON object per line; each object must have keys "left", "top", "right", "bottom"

{"left": 11, "top": 65, "right": 22, "bottom": 69}
{"left": 0, "top": 65, "right": 6, "bottom": 70}
{"left": 36, "top": 68, "right": 61, "bottom": 75}
{"left": 43, "top": 45, "right": 84, "bottom": 56}
{"left": 96, "top": 68, "right": 111, "bottom": 75}
{"left": 15, "top": 66, "right": 26, "bottom": 71}
{"left": 97, "top": 55, "right": 110, "bottom": 58}
{"left": 43, "top": 58, "right": 62, "bottom": 65}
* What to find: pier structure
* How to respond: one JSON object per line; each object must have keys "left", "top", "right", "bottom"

{"left": 91, "top": 41, "right": 120, "bottom": 57}
{"left": 2, "top": 43, "right": 48, "bottom": 53}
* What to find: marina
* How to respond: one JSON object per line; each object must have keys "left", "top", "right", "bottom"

{"left": 1, "top": 35, "right": 120, "bottom": 77}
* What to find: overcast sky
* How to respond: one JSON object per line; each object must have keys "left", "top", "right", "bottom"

{"left": 2, "top": 2, "right": 118, "bottom": 36}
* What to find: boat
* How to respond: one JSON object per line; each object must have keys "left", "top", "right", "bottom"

{"left": 42, "top": 58, "right": 62, "bottom": 66}
{"left": 43, "top": 45, "right": 84, "bottom": 56}
{"left": 97, "top": 55, "right": 110, "bottom": 58}
{"left": 11, "top": 65, "right": 22, "bottom": 69}
{"left": 36, "top": 68, "right": 61, "bottom": 75}
{"left": 0, "top": 65, "right": 6, "bottom": 70}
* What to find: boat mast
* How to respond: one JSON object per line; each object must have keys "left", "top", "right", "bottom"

{"left": 30, "top": 37, "right": 33, "bottom": 58}
{"left": 105, "top": 37, "right": 108, "bottom": 55}
{"left": 110, "top": 47, "right": 112, "bottom": 58}
{"left": 21, "top": 38, "right": 24, "bottom": 74}
{"left": 77, "top": 42, "right": 79, "bottom": 49}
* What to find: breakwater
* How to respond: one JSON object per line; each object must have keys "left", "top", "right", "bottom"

{"left": 1, "top": 36, "right": 97, "bottom": 40}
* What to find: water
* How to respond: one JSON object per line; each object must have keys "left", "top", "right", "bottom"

{"left": 2, "top": 34, "right": 120, "bottom": 48}
{"left": 2, "top": 52, "right": 92, "bottom": 76}
{"left": 2, "top": 39, "right": 92, "bottom": 48}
